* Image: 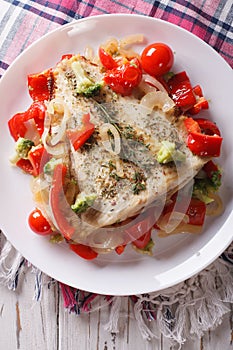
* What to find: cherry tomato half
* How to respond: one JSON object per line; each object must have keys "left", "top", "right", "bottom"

{"left": 28, "top": 208, "right": 52, "bottom": 235}
{"left": 141, "top": 43, "right": 174, "bottom": 77}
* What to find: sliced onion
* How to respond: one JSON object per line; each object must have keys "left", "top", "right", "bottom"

{"left": 84, "top": 45, "right": 94, "bottom": 60}
{"left": 156, "top": 212, "right": 189, "bottom": 233}
{"left": 41, "top": 112, "right": 65, "bottom": 156}
{"left": 206, "top": 193, "right": 224, "bottom": 216}
{"left": 140, "top": 91, "right": 175, "bottom": 113}
{"left": 119, "top": 34, "right": 144, "bottom": 49}
{"left": 158, "top": 223, "right": 203, "bottom": 237}
{"left": 42, "top": 127, "right": 65, "bottom": 155}
{"left": 99, "top": 123, "right": 121, "bottom": 155}
{"left": 24, "top": 119, "right": 40, "bottom": 145}
{"left": 47, "top": 99, "right": 71, "bottom": 146}
{"left": 86, "top": 229, "right": 124, "bottom": 249}
{"left": 143, "top": 74, "right": 168, "bottom": 93}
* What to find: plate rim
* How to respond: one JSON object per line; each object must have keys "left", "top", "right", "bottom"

{"left": 0, "top": 13, "right": 233, "bottom": 296}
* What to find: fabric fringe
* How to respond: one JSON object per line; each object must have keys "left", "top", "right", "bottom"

{"left": 0, "top": 231, "right": 232, "bottom": 346}
{"left": 0, "top": 239, "right": 26, "bottom": 291}
{"left": 132, "top": 258, "right": 233, "bottom": 345}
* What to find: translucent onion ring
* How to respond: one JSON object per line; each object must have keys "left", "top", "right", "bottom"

{"left": 140, "top": 91, "right": 175, "bottom": 113}
{"left": 99, "top": 123, "right": 121, "bottom": 155}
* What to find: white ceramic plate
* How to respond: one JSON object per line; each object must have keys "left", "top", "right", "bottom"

{"left": 0, "top": 14, "right": 232, "bottom": 296}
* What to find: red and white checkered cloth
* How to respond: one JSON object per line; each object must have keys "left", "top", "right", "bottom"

{"left": 0, "top": 0, "right": 232, "bottom": 79}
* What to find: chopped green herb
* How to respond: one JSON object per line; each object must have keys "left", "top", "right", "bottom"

{"left": 110, "top": 172, "right": 124, "bottom": 181}
{"left": 132, "top": 182, "right": 146, "bottom": 195}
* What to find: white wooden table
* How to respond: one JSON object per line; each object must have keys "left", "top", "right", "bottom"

{"left": 0, "top": 271, "right": 232, "bottom": 350}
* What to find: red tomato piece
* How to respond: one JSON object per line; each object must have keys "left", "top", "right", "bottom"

{"left": 69, "top": 243, "right": 98, "bottom": 260}
{"left": 99, "top": 47, "right": 118, "bottom": 70}
{"left": 28, "top": 208, "right": 52, "bottom": 235}
{"left": 103, "top": 58, "right": 142, "bottom": 96}
{"left": 141, "top": 43, "right": 174, "bottom": 77}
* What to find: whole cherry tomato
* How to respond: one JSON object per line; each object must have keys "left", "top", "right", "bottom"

{"left": 28, "top": 208, "right": 52, "bottom": 235}
{"left": 141, "top": 43, "right": 174, "bottom": 77}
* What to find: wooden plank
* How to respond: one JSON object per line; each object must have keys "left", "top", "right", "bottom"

{"left": 0, "top": 272, "right": 58, "bottom": 350}
{"left": 0, "top": 277, "right": 233, "bottom": 349}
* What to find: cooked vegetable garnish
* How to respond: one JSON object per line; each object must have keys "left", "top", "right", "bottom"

{"left": 8, "top": 35, "right": 224, "bottom": 260}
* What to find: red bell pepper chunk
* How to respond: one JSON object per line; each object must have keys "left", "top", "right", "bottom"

{"left": 125, "top": 207, "right": 155, "bottom": 244}
{"left": 61, "top": 54, "right": 73, "bottom": 60}
{"left": 8, "top": 101, "right": 46, "bottom": 141}
{"left": 8, "top": 111, "right": 30, "bottom": 141}
{"left": 66, "top": 113, "right": 95, "bottom": 151}
{"left": 195, "top": 118, "right": 221, "bottom": 136}
{"left": 186, "top": 132, "right": 222, "bottom": 157}
{"left": 131, "top": 229, "right": 152, "bottom": 249}
{"left": 184, "top": 117, "right": 222, "bottom": 157}
{"left": 192, "top": 85, "right": 203, "bottom": 98}
{"left": 69, "top": 243, "right": 98, "bottom": 260}
{"left": 115, "top": 245, "right": 126, "bottom": 255}
{"left": 184, "top": 117, "right": 201, "bottom": 133}
{"left": 188, "top": 98, "right": 209, "bottom": 115}
{"left": 186, "top": 198, "right": 206, "bottom": 226}
{"left": 28, "top": 69, "right": 54, "bottom": 101}
{"left": 203, "top": 160, "right": 220, "bottom": 179}
{"left": 16, "top": 158, "right": 35, "bottom": 176}
{"left": 156, "top": 195, "right": 206, "bottom": 227}
{"left": 16, "top": 145, "right": 49, "bottom": 177}
{"left": 99, "top": 47, "right": 118, "bottom": 70}
{"left": 50, "top": 164, "right": 75, "bottom": 240}
{"left": 168, "top": 71, "right": 196, "bottom": 110}
{"left": 103, "top": 58, "right": 142, "bottom": 96}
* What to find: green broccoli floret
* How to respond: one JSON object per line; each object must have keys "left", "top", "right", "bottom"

{"left": 71, "top": 61, "right": 103, "bottom": 97}
{"left": 157, "top": 141, "right": 186, "bottom": 164}
{"left": 193, "top": 178, "right": 215, "bottom": 204}
{"left": 43, "top": 158, "right": 62, "bottom": 175}
{"left": 15, "top": 137, "right": 34, "bottom": 159}
{"left": 210, "top": 170, "right": 222, "bottom": 190}
{"left": 71, "top": 193, "right": 97, "bottom": 214}
{"left": 193, "top": 165, "right": 222, "bottom": 204}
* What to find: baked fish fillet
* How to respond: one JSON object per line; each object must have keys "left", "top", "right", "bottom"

{"left": 44, "top": 55, "right": 207, "bottom": 247}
